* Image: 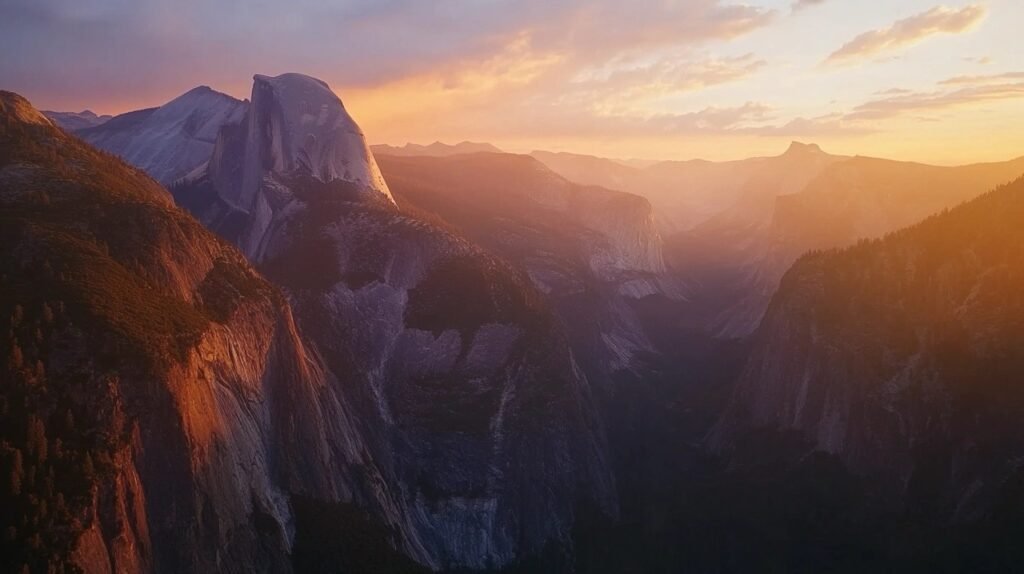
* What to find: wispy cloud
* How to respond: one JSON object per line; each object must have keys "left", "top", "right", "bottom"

{"left": 964, "top": 55, "right": 993, "bottom": 65}
{"left": 792, "top": 0, "right": 826, "bottom": 13}
{"left": 746, "top": 113, "right": 875, "bottom": 137}
{"left": 452, "top": 99, "right": 777, "bottom": 139}
{"left": 826, "top": 4, "right": 987, "bottom": 65}
{"left": 876, "top": 87, "right": 914, "bottom": 95}
{"left": 846, "top": 79, "right": 1024, "bottom": 120}
{"left": 746, "top": 70, "right": 1024, "bottom": 137}
{"left": 568, "top": 53, "right": 767, "bottom": 114}
{"left": 939, "top": 71, "right": 1024, "bottom": 85}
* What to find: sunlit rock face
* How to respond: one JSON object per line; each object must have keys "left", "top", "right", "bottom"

{"left": 237, "top": 73, "right": 392, "bottom": 208}
{"left": 0, "top": 90, "right": 384, "bottom": 573}
{"left": 172, "top": 74, "right": 617, "bottom": 570}
{"left": 712, "top": 176, "right": 1024, "bottom": 517}
{"left": 75, "top": 86, "right": 248, "bottom": 185}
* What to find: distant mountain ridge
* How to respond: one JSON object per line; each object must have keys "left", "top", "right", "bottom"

{"left": 372, "top": 140, "right": 503, "bottom": 157}
{"left": 679, "top": 153, "right": 1024, "bottom": 338}
{"left": 41, "top": 109, "right": 111, "bottom": 131}
{"left": 75, "top": 86, "right": 248, "bottom": 184}
{"left": 533, "top": 141, "right": 843, "bottom": 234}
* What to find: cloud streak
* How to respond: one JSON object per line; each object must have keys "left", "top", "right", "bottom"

{"left": 567, "top": 53, "right": 767, "bottom": 114}
{"left": 847, "top": 81, "right": 1024, "bottom": 120}
{"left": 792, "top": 0, "right": 826, "bottom": 13}
{"left": 939, "top": 71, "right": 1024, "bottom": 85}
{"left": 826, "top": 4, "right": 986, "bottom": 65}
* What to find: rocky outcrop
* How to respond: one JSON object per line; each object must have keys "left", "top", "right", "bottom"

{"left": 178, "top": 73, "right": 393, "bottom": 260}
{"left": 239, "top": 74, "right": 392, "bottom": 205}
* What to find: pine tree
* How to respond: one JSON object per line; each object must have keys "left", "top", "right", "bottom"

{"left": 8, "top": 469, "right": 20, "bottom": 496}
{"left": 26, "top": 418, "right": 46, "bottom": 463}
{"left": 10, "top": 449, "right": 23, "bottom": 496}
{"left": 81, "top": 453, "right": 95, "bottom": 480}
{"left": 8, "top": 342, "right": 23, "bottom": 370}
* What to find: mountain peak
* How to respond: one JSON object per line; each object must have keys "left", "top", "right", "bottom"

{"left": 243, "top": 72, "right": 392, "bottom": 201}
{"left": 785, "top": 141, "right": 823, "bottom": 156}
{"left": 166, "top": 84, "right": 241, "bottom": 108}
{"left": 372, "top": 141, "right": 503, "bottom": 157}
{"left": 254, "top": 72, "right": 332, "bottom": 93}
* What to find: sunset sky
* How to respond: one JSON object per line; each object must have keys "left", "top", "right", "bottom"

{"left": 2, "top": 0, "right": 1022, "bottom": 164}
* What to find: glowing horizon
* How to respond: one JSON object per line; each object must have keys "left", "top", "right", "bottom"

{"left": 3, "top": 0, "right": 1023, "bottom": 165}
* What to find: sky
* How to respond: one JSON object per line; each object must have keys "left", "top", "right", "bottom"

{"left": 2, "top": 0, "right": 1023, "bottom": 164}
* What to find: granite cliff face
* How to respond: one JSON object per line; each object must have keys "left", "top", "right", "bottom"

{"left": 172, "top": 75, "right": 616, "bottom": 570}
{"left": 176, "top": 73, "right": 393, "bottom": 260}
{"left": 713, "top": 176, "right": 1024, "bottom": 517}
{"left": 0, "top": 90, "right": 402, "bottom": 573}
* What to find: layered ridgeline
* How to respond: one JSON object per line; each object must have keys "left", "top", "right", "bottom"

{"left": 376, "top": 152, "right": 679, "bottom": 389}
{"left": 70, "top": 87, "right": 248, "bottom": 185}
{"left": 710, "top": 154, "right": 1024, "bottom": 338}
{"left": 41, "top": 110, "right": 111, "bottom": 132}
{"left": 372, "top": 141, "right": 503, "bottom": 157}
{"left": 532, "top": 142, "right": 844, "bottom": 235}
{"left": 0, "top": 91, "right": 422, "bottom": 573}
{"left": 170, "top": 74, "right": 617, "bottom": 570}
{"left": 713, "top": 175, "right": 1024, "bottom": 524}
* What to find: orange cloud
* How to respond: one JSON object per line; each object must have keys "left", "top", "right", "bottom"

{"left": 570, "top": 53, "right": 767, "bottom": 115}
{"left": 940, "top": 71, "right": 1024, "bottom": 85}
{"left": 826, "top": 5, "right": 987, "bottom": 65}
